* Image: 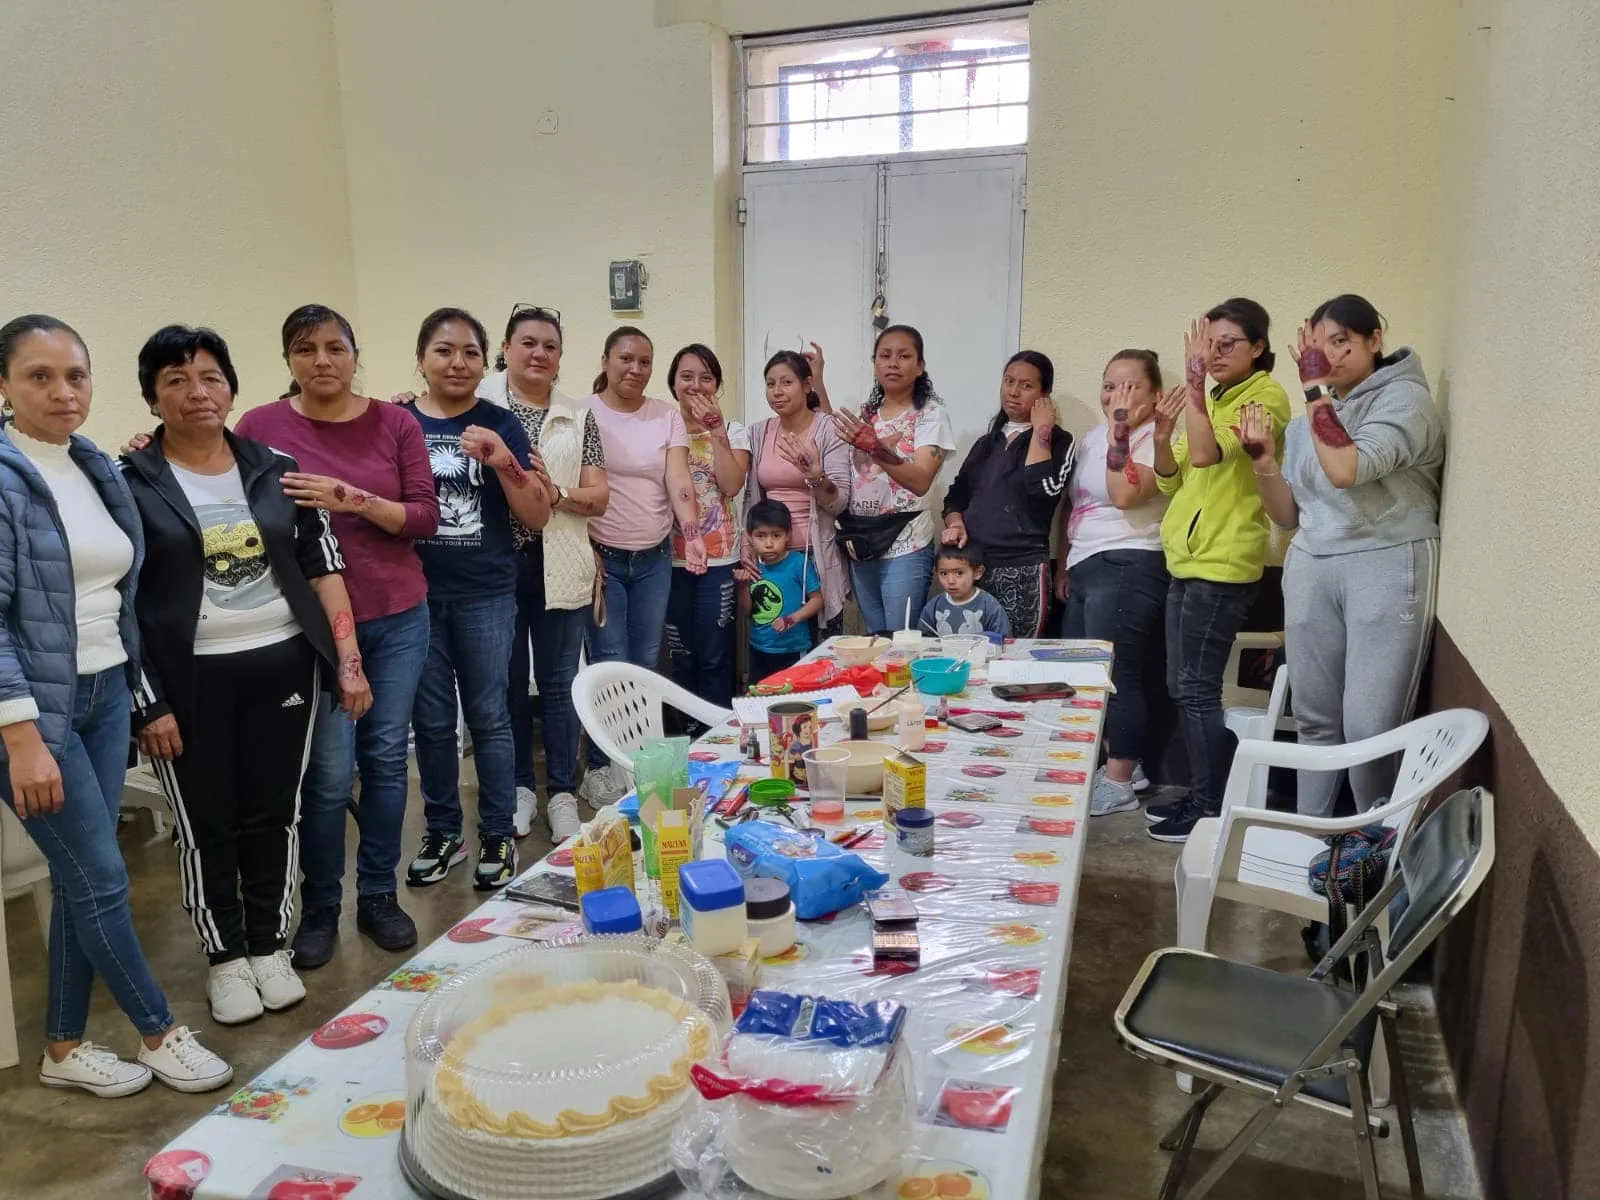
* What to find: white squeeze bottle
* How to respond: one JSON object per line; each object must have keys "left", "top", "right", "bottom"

{"left": 897, "top": 699, "right": 926, "bottom": 751}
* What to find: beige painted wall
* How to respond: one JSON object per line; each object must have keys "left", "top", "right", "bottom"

{"left": 332, "top": 0, "right": 727, "bottom": 399}
{"left": 0, "top": 0, "right": 357, "bottom": 448}
{"left": 1431, "top": 0, "right": 1600, "bottom": 843}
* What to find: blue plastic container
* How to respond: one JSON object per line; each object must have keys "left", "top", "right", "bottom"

{"left": 911, "top": 656, "right": 971, "bottom": 695}
{"left": 580, "top": 886, "right": 644, "bottom": 935}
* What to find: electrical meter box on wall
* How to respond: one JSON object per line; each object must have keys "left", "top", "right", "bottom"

{"left": 609, "top": 260, "right": 646, "bottom": 311}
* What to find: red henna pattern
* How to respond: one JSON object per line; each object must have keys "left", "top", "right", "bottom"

{"left": 501, "top": 457, "right": 528, "bottom": 486}
{"left": 340, "top": 653, "right": 363, "bottom": 685}
{"left": 1298, "top": 347, "right": 1333, "bottom": 384}
{"left": 333, "top": 611, "right": 355, "bottom": 640}
{"left": 1230, "top": 426, "right": 1267, "bottom": 461}
{"left": 1309, "top": 403, "right": 1354, "bottom": 448}
{"left": 333, "top": 485, "right": 347, "bottom": 502}
{"left": 1106, "top": 408, "right": 1131, "bottom": 472}
{"left": 1123, "top": 460, "right": 1141, "bottom": 486}
{"left": 1186, "top": 353, "right": 1206, "bottom": 390}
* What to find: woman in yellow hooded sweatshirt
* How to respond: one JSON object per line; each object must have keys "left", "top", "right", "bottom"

{"left": 1146, "top": 298, "right": 1290, "bottom": 842}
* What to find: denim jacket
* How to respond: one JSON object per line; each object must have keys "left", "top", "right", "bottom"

{"left": 0, "top": 426, "right": 147, "bottom": 758}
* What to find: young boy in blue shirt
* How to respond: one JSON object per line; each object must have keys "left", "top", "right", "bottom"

{"left": 739, "top": 500, "right": 822, "bottom": 683}
{"left": 922, "top": 542, "right": 1012, "bottom": 638}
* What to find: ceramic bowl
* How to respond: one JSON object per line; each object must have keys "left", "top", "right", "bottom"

{"left": 833, "top": 740, "right": 897, "bottom": 794}
{"left": 832, "top": 636, "right": 888, "bottom": 667}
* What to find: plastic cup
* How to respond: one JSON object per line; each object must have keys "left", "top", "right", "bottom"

{"left": 803, "top": 747, "right": 850, "bottom": 823}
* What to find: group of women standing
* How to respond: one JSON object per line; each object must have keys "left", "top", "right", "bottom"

{"left": 0, "top": 288, "right": 1441, "bottom": 1100}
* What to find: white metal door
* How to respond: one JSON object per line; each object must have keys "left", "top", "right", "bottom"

{"left": 741, "top": 153, "right": 1025, "bottom": 458}
{"left": 740, "top": 163, "right": 878, "bottom": 428}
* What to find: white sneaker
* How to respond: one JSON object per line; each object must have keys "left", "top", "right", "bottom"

{"left": 514, "top": 787, "right": 539, "bottom": 839}
{"left": 1090, "top": 767, "right": 1141, "bottom": 816}
{"left": 547, "top": 792, "right": 582, "bottom": 841}
{"left": 248, "top": 950, "right": 306, "bottom": 1011}
{"left": 39, "top": 1042, "right": 152, "bottom": 1098}
{"left": 1132, "top": 762, "right": 1151, "bottom": 792}
{"left": 577, "top": 763, "right": 630, "bottom": 806}
{"left": 137, "top": 1026, "right": 234, "bottom": 1093}
{"left": 207, "top": 958, "right": 263, "bottom": 1025}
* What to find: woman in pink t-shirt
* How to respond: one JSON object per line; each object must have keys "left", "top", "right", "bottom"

{"left": 743, "top": 351, "right": 851, "bottom": 636}
{"left": 664, "top": 343, "right": 749, "bottom": 710}
{"left": 578, "top": 327, "right": 705, "bottom": 804}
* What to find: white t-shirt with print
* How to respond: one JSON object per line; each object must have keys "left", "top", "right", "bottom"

{"left": 170, "top": 463, "right": 301, "bottom": 655}
{"left": 674, "top": 419, "right": 751, "bottom": 568}
{"left": 847, "top": 397, "right": 957, "bottom": 558}
{"left": 1064, "top": 422, "right": 1167, "bottom": 570}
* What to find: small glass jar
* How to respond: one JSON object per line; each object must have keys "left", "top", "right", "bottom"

{"left": 895, "top": 806, "right": 935, "bottom": 857}
{"left": 744, "top": 877, "right": 796, "bottom": 957}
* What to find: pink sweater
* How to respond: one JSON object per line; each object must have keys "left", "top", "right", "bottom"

{"left": 235, "top": 398, "right": 438, "bottom": 623}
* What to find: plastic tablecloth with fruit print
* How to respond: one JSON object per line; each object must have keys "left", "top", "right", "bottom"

{"left": 144, "top": 638, "right": 1111, "bottom": 1200}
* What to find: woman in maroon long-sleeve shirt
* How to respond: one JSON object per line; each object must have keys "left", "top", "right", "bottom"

{"left": 235, "top": 305, "right": 439, "bottom": 964}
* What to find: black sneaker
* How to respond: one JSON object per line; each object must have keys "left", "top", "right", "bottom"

{"left": 1147, "top": 798, "right": 1214, "bottom": 844}
{"left": 356, "top": 892, "right": 418, "bottom": 951}
{"left": 406, "top": 831, "right": 466, "bottom": 887}
{"left": 1144, "top": 796, "right": 1191, "bottom": 824}
{"left": 474, "top": 836, "right": 517, "bottom": 891}
{"left": 290, "top": 906, "right": 339, "bottom": 970}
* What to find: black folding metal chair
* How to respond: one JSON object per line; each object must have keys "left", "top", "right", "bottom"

{"left": 1113, "top": 786, "right": 1495, "bottom": 1199}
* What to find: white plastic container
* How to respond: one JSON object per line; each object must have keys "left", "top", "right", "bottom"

{"left": 678, "top": 859, "right": 748, "bottom": 957}
{"left": 895, "top": 699, "right": 926, "bottom": 751}
{"left": 744, "top": 878, "right": 796, "bottom": 957}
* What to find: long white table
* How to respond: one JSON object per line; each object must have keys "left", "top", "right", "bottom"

{"left": 144, "top": 638, "right": 1109, "bottom": 1200}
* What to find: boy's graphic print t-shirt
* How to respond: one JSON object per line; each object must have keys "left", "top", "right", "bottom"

{"left": 403, "top": 399, "right": 532, "bottom": 598}
{"left": 749, "top": 549, "right": 820, "bottom": 655}
{"left": 920, "top": 589, "right": 1012, "bottom": 639}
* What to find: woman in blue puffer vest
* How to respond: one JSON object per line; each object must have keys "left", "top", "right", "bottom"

{"left": 0, "top": 315, "right": 231, "bottom": 1098}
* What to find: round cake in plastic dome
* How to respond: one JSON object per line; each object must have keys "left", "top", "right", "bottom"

{"left": 402, "top": 934, "right": 730, "bottom": 1200}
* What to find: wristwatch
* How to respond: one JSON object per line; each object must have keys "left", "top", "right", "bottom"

{"left": 555, "top": 485, "right": 569, "bottom": 508}
{"left": 1303, "top": 384, "right": 1333, "bottom": 403}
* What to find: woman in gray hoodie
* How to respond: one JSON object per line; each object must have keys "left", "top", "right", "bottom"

{"left": 1236, "top": 294, "right": 1444, "bottom": 815}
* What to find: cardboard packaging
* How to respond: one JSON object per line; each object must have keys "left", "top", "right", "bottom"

{"left": 882, "top": 751, "right": 927, "bottom": 829}
{"left": 572, "top": 815, "right": 634, "bottom": 898}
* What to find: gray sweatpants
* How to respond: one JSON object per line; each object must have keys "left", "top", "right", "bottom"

{"left": 1282, "top": 538, "right": 1439, "bottom": 816}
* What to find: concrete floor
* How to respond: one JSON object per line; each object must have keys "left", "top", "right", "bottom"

{"left": 0, "top": 777, "right": 1483, "bottom": 1200}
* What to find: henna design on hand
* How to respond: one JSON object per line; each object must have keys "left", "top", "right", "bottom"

{"left": 1186, "top": 353, "right": 1206, "bottom": 392}
{"left": 1231, "top": 427, "right": 1268, "bottom": 461}
{"left": 339, "top": 652, "right": 363, "bottom": 684}
{"left": 333, "top": 485, "right": 347, "bottom": 502}
{"left": 1298, "top": 346, "right": 1333, "bottom": 384}
{"left": 332, "top": 611, "right": 355, "bottom": 640}
{"left": 1309, "top": 402, "right": 1354, "bottom": 448}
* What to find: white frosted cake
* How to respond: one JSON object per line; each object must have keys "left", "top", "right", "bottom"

{"left": 410, "top": 975, "right": 715, "bottom": 1199}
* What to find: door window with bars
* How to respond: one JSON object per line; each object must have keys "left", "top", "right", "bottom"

{"left": 743, "top": 13, "right": 1029, "bottom": 165}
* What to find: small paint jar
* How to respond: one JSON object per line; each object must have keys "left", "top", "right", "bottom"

{"left": 744, "top": 877, "right": 796, "bottom": 957}
{"left": 895, "top": 806, "right": 935, "bottom": 857}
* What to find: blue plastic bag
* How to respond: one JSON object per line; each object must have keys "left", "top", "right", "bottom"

{"left": 724, "top": 822, "right": 890, "bottom": 919}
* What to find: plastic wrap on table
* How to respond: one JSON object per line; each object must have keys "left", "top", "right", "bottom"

{"left": 672, "top": 992, "right": 915, "bottom": 1199}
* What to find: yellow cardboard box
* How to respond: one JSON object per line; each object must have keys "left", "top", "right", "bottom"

{"left": 572, "top": 815, "right": 634, "bottom": 898}
{"left": 882, "top": 751, "right": 927, "bottom": 829}
{"left": 655, "top": 808, "right": 693, "bottom": 919}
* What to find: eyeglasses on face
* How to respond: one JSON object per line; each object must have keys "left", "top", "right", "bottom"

{"left": 1211, "top": 336, "right": 1250, "bottom": 355}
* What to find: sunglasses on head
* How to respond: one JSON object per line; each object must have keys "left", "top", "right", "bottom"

{"left": 509, "top": 303, "right": 561, "bottom": 327}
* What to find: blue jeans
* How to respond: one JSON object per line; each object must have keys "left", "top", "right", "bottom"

{"left": 849, "top": 544, "right": 936, "bottom": 635}
{"left": 414, "top": 592, "right": 517, "bottom": 840}
{"left": 587, "top": 539, "right": 673, "bottom": 769}
{"left": 1165, "top": 576, "right": 1258, "bottom": 812}
{"left": 299, "top": 602, "right": 429, "bottom": 911}
{"left": 510, "top": 543, "right": 589, "bottom": 797}
{"left": 0, "top": 670, "right": 173, "bottom": 1040}
{"left": 664, "top": 563, "right": 737, "bottom": 708}
{"left": 1063, "top": 549, "right": 1170, "bottom": 762}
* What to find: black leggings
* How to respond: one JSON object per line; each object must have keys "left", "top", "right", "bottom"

{"left": 1062, "top": 550, "right": 1169, "bottom": 763}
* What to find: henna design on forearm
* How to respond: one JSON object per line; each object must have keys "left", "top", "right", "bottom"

{"left": 332, "top": 611, "right": 355, "bottom": 641}
{"left": 1309, "top": 402, "right": 1354, "bottom": 448}
{"left": 500, "top": 457, "right": 528, "bottom": 486}
{"left": 1298, "top": 347, "right": 1332, "bottom": 384}
{"left": 339, "top": 652, "right": 363, "bottom": 685}
{"left": 1186, "top": 352, "right": 1206, "bottom": 392}
{"left": 1106, "top": 408, "right": 1131, "bottom": 473}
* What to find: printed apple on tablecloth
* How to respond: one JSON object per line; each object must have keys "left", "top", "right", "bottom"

{"left": 247, "top": 1164, "right": 361, "bottom": 1200}
{"left": 931, "top": 1079, "right": 1020, "bottom": 1134}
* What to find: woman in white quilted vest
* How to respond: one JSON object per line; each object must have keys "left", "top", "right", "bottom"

{"left": 478, "top": 306, "right": 609, "bottom": 842}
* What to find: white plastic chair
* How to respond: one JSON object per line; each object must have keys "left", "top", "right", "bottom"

{"left": 0, "top": 804, "right": 52, "bottom": 1070}
{"left": 1176, "top": 708, "right": 1489, "bottom": 950}
{"left": 572, "top": 662, "right": 735, "bottom": 773}
{"left": 1223, "top": 665, "right": 1292, "bottom": 810}
{"left": 121, "top": 758, "right": 170, "bottom": 838}
{"left": 1221, "top": 631, "right": 1283, "bottom": 711}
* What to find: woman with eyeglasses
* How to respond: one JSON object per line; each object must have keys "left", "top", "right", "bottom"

{"left": 942, "top": 350, "right": 1075, "bottom": 638}
{"left": 664, "top": 344, "right": 749, "bottom": 711}
{"left": 831, "top": 325, "right": 955, "bottom": 634}
{"left": 1143, "top": 298, "right": 1291, "bottom": 844}
{"left": 1236, "top": 295, "right": 1443, "bottom": 817}
{"left": 479, "top": 306, "right": 608, "bottom": 842}
{"left": 234, "top": 304, "right": 439, "bottom": 965}
{"left": 577, "top": 326, "right": 704, "bottom": 805}
{"left": 399, "top": 307, "right": 550, "bottom": 892}
{"left": 744, "top": 350, "right": 852, "bottom": 639}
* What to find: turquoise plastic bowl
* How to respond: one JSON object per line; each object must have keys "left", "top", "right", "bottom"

{"left": 912, "top": 656, "right": 971, "bottom": 695}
